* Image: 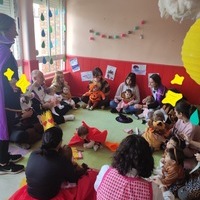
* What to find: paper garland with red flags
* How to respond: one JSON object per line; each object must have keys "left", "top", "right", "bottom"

{"left": 89, "top": 20, "right": 146, "bottom": 41}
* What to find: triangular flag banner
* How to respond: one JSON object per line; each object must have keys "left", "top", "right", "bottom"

{"left": 50, "top": 57, "right": 53, "bottom": 64}
{"left": 190, "top": 109, "right": 200, "bottom": 125}
{"left": 40, "top": 13, "right": 45, "bottom": 21}
{"left": 41, "top": 41, "right": 45, "bottom": 48}
{"left": 49, "top": 9, "right": 52, "bottom": 17}
{"left": 42, "top": 57, "right": 47, "bottom": 64}
{"left": 41, "top": 29, "right": 45, "bottom": 37}
{"left": 49, "top": 25, "right": 53, "bottom": 33}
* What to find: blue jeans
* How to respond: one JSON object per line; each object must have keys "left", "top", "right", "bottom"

{"left": 109, "top": 100, "right": 138, "bottom": 114}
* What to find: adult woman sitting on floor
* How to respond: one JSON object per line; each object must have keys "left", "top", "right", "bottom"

{"left": 94, "top": 134, "right": 175, "bottom": 200}
{"left": 134, "top": 73, "right": 167, "bottom": 119}
{"left": 81, "top": 67, "right": 110, "bottom": 109}
{"left": 110, "top": 72, "right": 140, "bottom": 114}
{"left": 9, "top": 126, "right": 98, "bottom": 200}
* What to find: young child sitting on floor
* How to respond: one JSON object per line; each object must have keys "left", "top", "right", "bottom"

{"left": 83, "top": 82, "right": 105, "bottom": 110}
{"left": 68, "top": 121, "right": 108, "bottom": 151}
{"left": 142, "top": 110, "right": 168, "bottom": 151}
{"left": 133, "top": 95, "right": 154, "bottom": 121}
{"left": 116, "top": 89, "right": 135, "bottom": 113}
{"left": 154, "top": 135, "right": 186, "bottom": 176}
{"left": 44, "top": 86, "right": 64, "bottom": 116}
{"left": 62, "top": 86, "right": 77, "bottom": 110}
{"left": 152, "top": 147, "right": 185, "bottom": 197}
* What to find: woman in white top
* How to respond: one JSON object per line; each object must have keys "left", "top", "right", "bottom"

{"left": 110, "top": 72, "right": 140, "bottom": 114}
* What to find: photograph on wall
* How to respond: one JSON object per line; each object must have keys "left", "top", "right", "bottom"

{"left": 70, "top": 58, "right": 80, "bottom": 72}
{"left": 81, "top": 71, "right": 93, "bottom": 82}
{"left": 148, "top": 73, "right": 159, "bottom": 87}
{"left": 105, "top": 65, "right": 116, "bottom": 80}
{"left": 131, "top": 64, "right": 146, "bottom": 75}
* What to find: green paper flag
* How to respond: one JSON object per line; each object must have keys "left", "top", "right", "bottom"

{"left": 0, "top": 0, "right": 3, "bottom": 5}
{"left": 50, "top": 58, "right": 53, "bottom": 65}
{"left": 49, "top": 25, "right": 53, "bottom": 33}
{"left": 41, "top": 41, "right": 45, "bottom": 48}
{"left": 40, "top": 13, "right": 45, "bottom": 21}
{"left": 63, "top": 25, "right": 66, "bottom": 32}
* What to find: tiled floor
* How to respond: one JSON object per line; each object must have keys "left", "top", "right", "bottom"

{"left": 0, "top": 108, "right": 148, "bottom": 199}
{"left": 0, "top": 171, "right": 25, "bottom": 200}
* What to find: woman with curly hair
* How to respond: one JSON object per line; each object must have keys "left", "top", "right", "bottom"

{"left": 94, "top": 134, "right": 175, "bottom": 200}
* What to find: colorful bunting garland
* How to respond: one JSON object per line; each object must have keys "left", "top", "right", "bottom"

{"left": 89, "top": 20, "right": 146, "bottom": 41}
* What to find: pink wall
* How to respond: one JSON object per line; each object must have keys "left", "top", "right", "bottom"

{"left": 66, "top": 55, "right": 200, "bottom": 105}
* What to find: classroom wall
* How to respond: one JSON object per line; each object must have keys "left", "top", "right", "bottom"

{"left": 66, "top": 56, "right": 200, "bottom": 105}
{"left": 65, "top": 0, "right": 200, "bottom": 104}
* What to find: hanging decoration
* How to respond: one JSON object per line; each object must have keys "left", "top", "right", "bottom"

{"left": 42, "top": 57, "right": 47, "bottom": 64}
{"left": 49, "top": 9, "right": 53, "bottom": 18}
{"left": 50, "top": 41, "right": 53, "bottom": 49}
{"left": 41, "top": 29, "right": 45, "bottom": 37}
{"left": 49, "top": 25, "right": 53, "bottom": 33}
{"left": 89, "top": 20, "right": 146, "bottom": 41}
{"left": 181, "top": 19, "right": 200, "bottom": 85}
{"left": 40, "top": 13, "right": 45, "bottom": 21}
{"left": 0, "top": 0, "right": 3, "bottom": 5}
{"left": 50, "top": 57, "right": 53, "bottom": 65}
{"left": 55, "top": 9, "right": 59, "bottom": 16}
{"left": 41, "top": 41, "right": 45, "bottom": 48}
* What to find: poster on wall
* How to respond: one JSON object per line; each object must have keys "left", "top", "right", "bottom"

{"left": 70, "top": 58, "right": 80, "bottom": 72}
{"left": 105, "top": 65, "right": 116, "bottom": 80}
{"left": 131, "top": 64, "right": 146, "bottom": 75}
{"left": 81, "top": 71, "right": 93, "bottom": 82}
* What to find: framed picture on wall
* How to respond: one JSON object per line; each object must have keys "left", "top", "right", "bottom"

{"left": 105, "top": 65, "right": 116, "bottom": 80}
{"left": 131, "top": 64, "right": 146, "bottom": 75}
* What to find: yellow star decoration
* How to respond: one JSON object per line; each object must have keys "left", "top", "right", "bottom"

{"left": 4, "top": 68, "right": 14, "bottom": 81}
{"left": 162, "top": 90, "right": 183, "bottom": 107}
{"left": 170, "top": 74, "right": 185, "bottom": 85}
{"left": 16, "top": 74, "right": 31, "bottom": 93}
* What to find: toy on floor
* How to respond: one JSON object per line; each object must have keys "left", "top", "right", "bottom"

{"left": 68, "top": 121, "right": 108, "bottom": 151}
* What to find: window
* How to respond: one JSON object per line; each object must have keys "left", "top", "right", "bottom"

{"left": 0, "top": 0, "right": 23, "bottom": 75}
{"left": 33, "top": 0, "right": 66, "bottom": 74}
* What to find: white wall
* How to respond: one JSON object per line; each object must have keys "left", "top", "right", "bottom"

{"left": 66, "top": 0, "right": 194, "bottom": 66}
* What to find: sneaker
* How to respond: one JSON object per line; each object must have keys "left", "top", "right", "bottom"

{"left": 93, "top": 144, "right": 100, "bottom": 151}
{"left": 132, "top": 114, "right": 139, "bottom": 120}
{"left": 0, "top": 162, "right": 24, "bottom": 175}
{"left": 9, "top": 154, "right": 23, "bottom": 163}
{"left": 86, "top": 105, "right": 90, "bottom": 109}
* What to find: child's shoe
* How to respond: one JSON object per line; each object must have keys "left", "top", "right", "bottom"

{"left": 86, "top": 105, "right": 90, "bottom": 109}
{"left": 93, "top": 144, "right": 100, "bottom": 151}
{"left": 89, "top": 106, "right": 93, "bottom": 110}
